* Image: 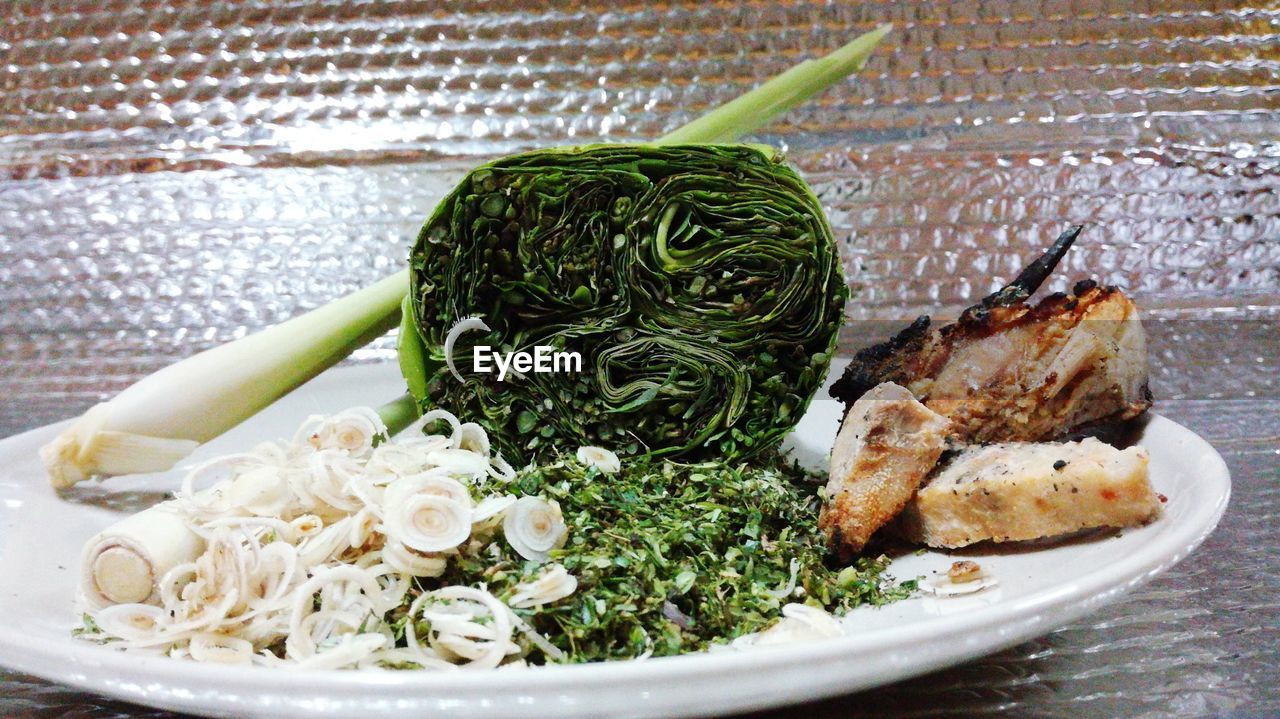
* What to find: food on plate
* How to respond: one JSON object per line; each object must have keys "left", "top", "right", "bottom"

{"left": 918, "top": 561, "right": 999, "bottom": 597}
{"left": 70, "top": 216, "right": 1169, "bottom": 669}
{"left": 61, "top": 28, "right": 924, "bottom": 669}
{"left": 820, "top": 228, "right": 1162, "bottom": 558}
{"left": 40, "top": 26, "right": 891, "bottom": 488}
{"left": 829, "top": 226, "right": 1152, "bottom": 444}
{"left": 819, "top": 382, "right": 951, "bottom": 559}
{"left": 36, "top": 14, "right": 1177, "bottom": 679}
{"left": 400, "top": 143, "right": 845, "bottom": 463}
{"left": 896, "top": 438, "right": 1161, "bottom": 548}
{"left": 73, "top": 407, "right": 564, "bottom": 668}
{"left": 730, "top": 603, "right": 847, "bottom": 648}
{"left": 946, "top": 560, "right": 983, "bottom": 583}
{"left": 450, "top": 453, "right": 910, "bottom": 661}
{"left": 74, "top": 407, "right": 912, "bottom": 668}
{"left": 80, "top": 503, "right": 204, "bottom": 609}
{"left": 40, "top": 274, "right": 410, "bottom": 489}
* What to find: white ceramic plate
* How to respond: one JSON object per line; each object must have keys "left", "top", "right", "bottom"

{"left": 0, "top": 362, "right": 1229, "bottom": 719}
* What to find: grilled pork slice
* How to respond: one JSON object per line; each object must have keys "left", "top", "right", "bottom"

{"left": 896, "top": 437, "right": 1161, "bottom": 548}
{"left": 819, "top": 382, "right": 951, "bottom": 559}
{"left": 830, "top": 226, "right": 1152, "bottom": 444}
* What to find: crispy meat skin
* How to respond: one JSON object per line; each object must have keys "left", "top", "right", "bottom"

{"left": 830, "top": 227, "right": 1152, "bottom": 443}
{"left": 819, "top": 382, "right": 951, "bottom": 559}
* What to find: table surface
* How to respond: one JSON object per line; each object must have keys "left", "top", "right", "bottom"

{"left": 2, "top": 0, "right": 1278, "bottom": 716}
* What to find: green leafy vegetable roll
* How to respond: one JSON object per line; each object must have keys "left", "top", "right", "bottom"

{"left": 404, "top": 143, "right": 846, "bottom": 462}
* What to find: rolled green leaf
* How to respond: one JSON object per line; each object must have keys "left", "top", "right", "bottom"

{"left": 407, "top": 144, "right": 846, "bottom": 461}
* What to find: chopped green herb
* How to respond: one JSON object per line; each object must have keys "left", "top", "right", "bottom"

{"left": 72, "top": 613, "right": 108, "bottom": 644}
{"left": 426, "top": 454, "right": 913, "bottom": 663}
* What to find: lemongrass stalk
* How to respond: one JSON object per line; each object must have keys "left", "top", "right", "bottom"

{"left": 42, "top": 271, "right": 407, "bottom": 487}
{"left": 80, "top": 502, "right": 203, "bottom": 608}
{"left": 376, "top": 393, "right": 419, "bottom": 436}
{"left": 43, "top": 27, "right": 891, "bottom": 486}
{"left": 658, "top": 24, "right": 891, "bottom": 144}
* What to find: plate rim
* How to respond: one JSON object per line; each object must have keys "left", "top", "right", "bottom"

{"left": 0, "top": 369, "right": 1231, "bottom": 718}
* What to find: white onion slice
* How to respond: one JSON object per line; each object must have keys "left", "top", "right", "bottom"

{"left": 156, "top": 564, "right": 196, "bottom": 610}
{"left": 316, "top": 407, "right": 385, "bottom": 456}
{"left": 367, "top": 437, "right": 451, "bottom": 478}
{"left": 179, "top": 453, "right": 262, "bottom": 500}
{"left": 408, "top": 586, "right": 514, "bottom": 670}
{"left": 575, "top": 446, "right": 621, "bottom": 474}
{"left": 765, "top": 558, "right": 800, "bottom": 600}
{"left": 506, "top": 608, "right": 565, "bottom": 662}
{"left": 472, "top": 494, "right": 517, "bottom": 524}
{"left": 286, "top": 566, "right": 383, "bottom": 659}
{"left": 188, "top": 632, "right": 254, "bottom": 665}
{"left": 224, "top": 467, "right": 291, "bottom": 517}
{"left": 443, "top": 317, "right": 491, "bottom": 382}
{"left": 411, "top": 409, "right": 462, "bottom": 443}
{"left": 507, "top": 564, "right": 578, "bottom": 608}
{"left": 381, "top": 542, "right": 448, "bottom": 578}
{"left": 735, "top": 603, "right": 844, "bottom": 648}
{"left": 487, "top": 454, "right": 516, "bottom": 482}
{"left": 384, "top": 494, "right": 471, "bottom": 553}
{"left": 456, "top": 422, "right": 490, "bottom": 456}
{"left": 289, "top": 514, "right": 324, "bottom": 539}
{"left": 304, "top": 452, "right": 362, "bottom": 514}
{"left": 503, "top": 497, "right": 568, "bottom": 563}
{"left": 425, "top": 448, "right": 490, "bottom": 477}
{"left": 94, "top": 603, "right": 167, "bottom": 642}
{"left": 384, "top": 473, "right": 472, "bottom": 509}
{"left": 70, "top": 403, "right": 599, "bottom": 671}
{"left": 297, "top": 518, "right": 355, "bottom": 567}
{"left": 296, "top": 633, "right": 388, "bottom": 670}
{"left": 349, "top": 507, "right": 380, "bottom": 548}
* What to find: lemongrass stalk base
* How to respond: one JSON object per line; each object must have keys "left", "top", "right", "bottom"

{"left": 42, "top": 403, "right": 199, "bottom": 489}
{"left": 44, "top": 270, "right": 407, "bottom": 488}
{"left": 80, "top": 501, "right": 204, "bottom": 609}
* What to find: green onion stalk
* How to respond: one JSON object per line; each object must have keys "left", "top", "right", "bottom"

{"left": 43, "top": 25, "right": 890, "bottom": 487}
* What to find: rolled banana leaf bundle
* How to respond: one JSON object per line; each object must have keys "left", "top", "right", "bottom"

{"left": 403, "top": 143, "right": 846, "bottom": 462}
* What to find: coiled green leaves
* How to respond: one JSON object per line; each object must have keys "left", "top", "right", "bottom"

{"left": 406, "top": 144, "right": 846, "bottom": 462}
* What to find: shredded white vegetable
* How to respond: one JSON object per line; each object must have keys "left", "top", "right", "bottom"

{"left": 731, "top": 603, "right": 846, "bottom": 649}
{"left": 918, "top": 574, "right": 1000, "bottom": 597}
{"left": 502, "top": 497, "right": 568, "bottom": 562}
{"left": 443, "top": 317, "right": 491, "bottom": 382}
{"left": 507, "top": 564, "right": 578, "bottom": 609}
{"left": 575, "top": 446, "right": 621, "bottom": 474}
{"left": 76, "top": 407, "right": 574, "bottom": 670}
